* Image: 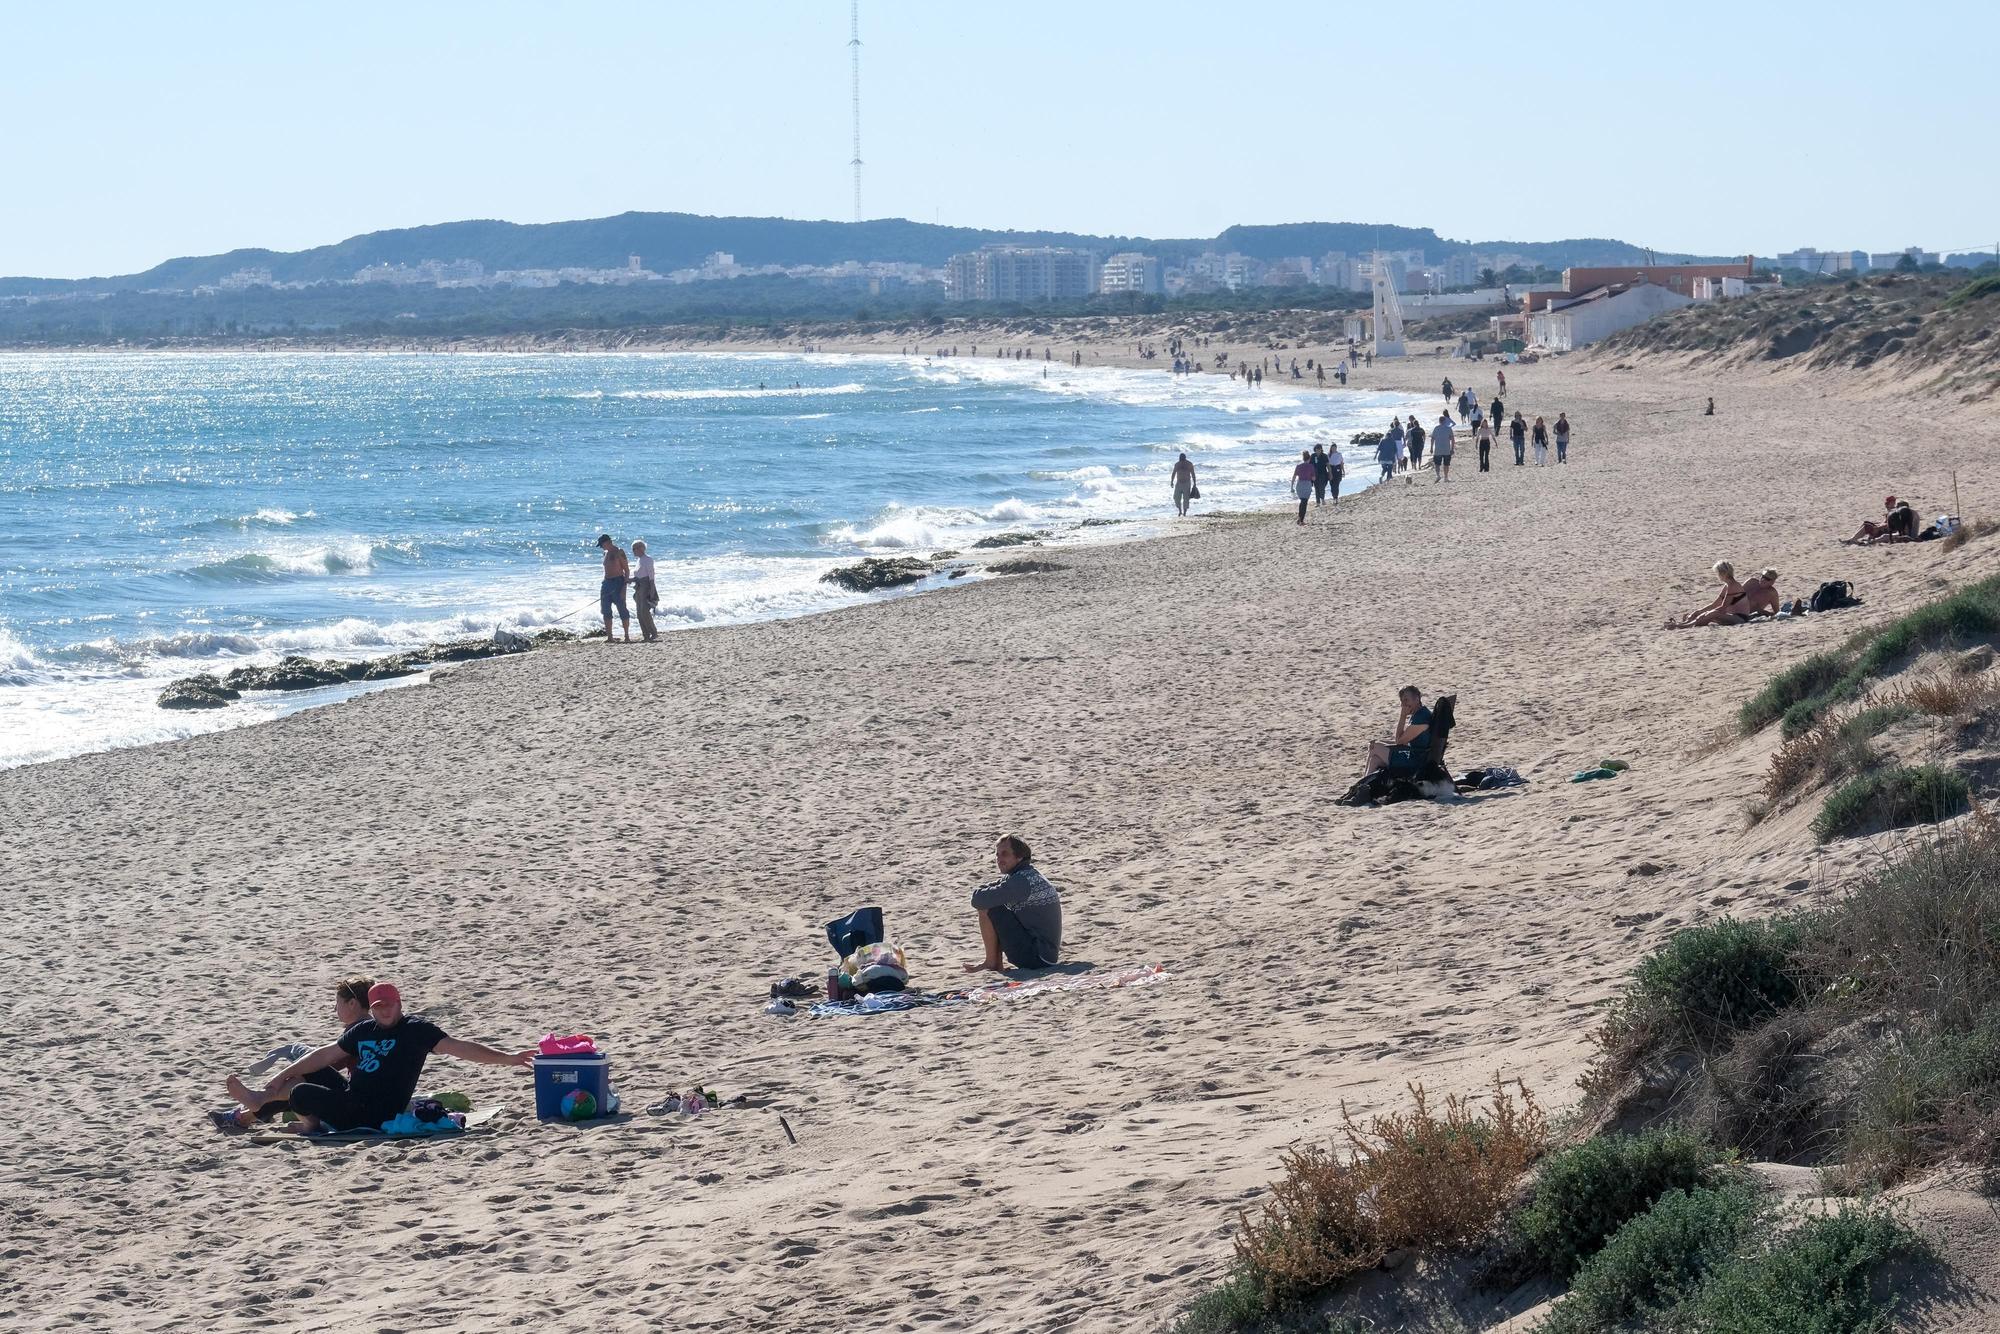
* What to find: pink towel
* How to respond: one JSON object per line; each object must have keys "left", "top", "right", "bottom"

{"left": 537, "top": 1033, "right": 598, "bottom": 1057}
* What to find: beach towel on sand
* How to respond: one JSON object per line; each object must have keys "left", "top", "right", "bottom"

{"left": 247, "top": 1104, "right": 506, "bottom": 1146}
{"left": 805, "top": 964, "right": 1169, "bottom": 1018}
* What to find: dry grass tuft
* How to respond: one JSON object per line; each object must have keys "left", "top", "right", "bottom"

{"left": 1233, "top": 1079, "right": 1547, "bottom": 1306}
{"left": 1898, "top": 669, "right": 2000, "bottom": 719}
{"left": 1940, "top": 518, "right": 1997, "bottom": 553}
{"left": 1759, "top": 704, "right": 1910, "bottom": 806}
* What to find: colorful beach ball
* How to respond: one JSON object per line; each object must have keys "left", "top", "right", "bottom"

{"left": 560, "top": 1089, "right": 598, "bottom": 1121}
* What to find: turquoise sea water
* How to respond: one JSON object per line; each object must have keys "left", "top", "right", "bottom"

{"left": 0, "top": 350, "right": 1422, "bottom": 768}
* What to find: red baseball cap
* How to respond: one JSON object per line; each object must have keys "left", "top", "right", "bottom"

{"left": 367, "top": 983, "right": 401, "bottom": 1007}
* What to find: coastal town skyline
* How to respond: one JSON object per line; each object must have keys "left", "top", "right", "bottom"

{"left": 3, "top": 1, "right": 1995, "bottom": 278}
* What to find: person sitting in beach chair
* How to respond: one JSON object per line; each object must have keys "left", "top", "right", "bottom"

{"left": 224, "top": 983, "right": 534, "bottom": 1134}
{"left": 1344, "top": 690, "right": 1458, "bottom": 805}
{"left": 212, "top": 975, "right": 374, "bottom": 1132}
{"left": 962, "top": 835, "right": 1062, "bottom": 974}
{"left": 1843, "top": 497, "right": 1918, "bottom": 545}
{"left": 1664, "top": 561, "right": 1747, "bottom": 629}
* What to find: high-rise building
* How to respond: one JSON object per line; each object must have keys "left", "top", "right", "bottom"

{"left": 1098, "top": 252, "right": 1164, "bottom": 296}
{"left": 944, "top": 246, "right": 1099, "bottom": 301}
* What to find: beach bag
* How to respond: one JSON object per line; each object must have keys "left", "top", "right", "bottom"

{"left": 841, "top": 942, "right": 909, "bottom": 994}
{"left": 1809, "top": 580, "right": 1858, "bottom": 613}
{"left": 825, "top": 906, "right": 885, "bottom": 958}
{"left": 1189, "top": 486, "right": 1200, "bottom": 500}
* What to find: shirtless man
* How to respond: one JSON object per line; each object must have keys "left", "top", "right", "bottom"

{"left": 596, "top": 533, "right": 632, "bottom": 643}
{"left": 1733, "top": 569, "right": 1780, "bottom": 618}
{"left": 1170, "top": 452, "right": 1197, "bottom": 517}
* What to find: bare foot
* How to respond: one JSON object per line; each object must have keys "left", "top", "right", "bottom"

{"left": 225, "top": 1074, "right": 258, "bottom": 1111}
{"left": 960, "top": 960, "right": 1003, "bottom": 974}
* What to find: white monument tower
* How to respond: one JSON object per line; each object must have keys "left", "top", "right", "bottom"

{"left": 1370, "top": 254, "right": 1406, "bottom": 358}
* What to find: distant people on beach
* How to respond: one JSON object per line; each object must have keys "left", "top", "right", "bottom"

{"left": 1362, "top": 686, "right": 1433, "bottom": 778}
{"left": 1705, "top": 397, "right": 1716, "bottom": 416}
{"left": 1497, "top": 368, "right": 1507, "bottom": 396}
{"left": 1555, "top": 413, "right": 1571, "bottom": 463}
{"left": 631, "top": 539, "right": 660, "bottom": 642}
{"left": 1171, "top": 452, "right": 1198, "bottom": 517}
{"left": 1844, "top": 497, "right": 1919, "bottom": 545}
{"left": 1292, "top": 452, "right": 1316, "bottom": 524}
{"left": 1311, "top": 443, "right": 1331, "bottom": 506}
{"left": 226, "top": 983, "right": 534, "bottom": 1134}
{"left": 1531, "top": 417, "right": 1550, "bottom": 466}
{"left": 1376, "top": 430, "right": 1400, "bottom": 482}
{"left": 213, "top": 976, "right": 375, "bottom": 1131}
{"left": 1475, "top": 417, "right": 1494, "bottom": 472}
{"left": 597, "top": 534, "right": 633, "bottom": 643}
{"left": 1510, "top": 412, "right": 1528, "bottom": 466}
{"left": 1406, "top": 417, "right": 1427, "bottom": 477}
{"left": 963, "top": 835, "right": 1062, "bottom": 973}
{"left": 1441, "top": 377, "right": 1453, "bottom": 402}
{"left": 1326, "top": 441, "right": 1345, "bottom": 502}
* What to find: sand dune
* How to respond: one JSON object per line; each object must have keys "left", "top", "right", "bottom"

{"left": 3, "top": 344, "right": 1996, "bottom": 1331}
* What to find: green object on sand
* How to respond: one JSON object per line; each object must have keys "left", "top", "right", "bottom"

{"left": 1572, "top": 767, "right": 1618, "bottom": 783}
{"left": 1599, "top": 758, "right": 1631, "bottom": 772}
{"left": 431, "top": 1091, "right": 474, "bottom": 1113}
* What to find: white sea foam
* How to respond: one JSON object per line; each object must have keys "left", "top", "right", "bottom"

{"left": 564, "top": 383, "right": 868, "bottom": 401}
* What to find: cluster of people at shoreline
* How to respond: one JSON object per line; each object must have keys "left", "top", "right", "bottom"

{"left": 594, "top": 534, "right": 660, "bottom": 643}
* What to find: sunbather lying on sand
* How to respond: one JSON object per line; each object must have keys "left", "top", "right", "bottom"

{"left": 1664, "top": 561, "right": 1745, "bottom": 628}
{"left": 214, "top": 975, "right": 373, "bottom": 1131}
{"left": 1844, "top": 497, "right": 1918, "bottom": 545}
{"left": 223, "top": 982, "right": 533, "bottom": 1134}
{"left": 963, "top": 835, "right": 1063, "bottom": 973}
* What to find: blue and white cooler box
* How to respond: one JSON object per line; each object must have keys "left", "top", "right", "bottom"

{"left": 532, "top": 1051, "right": 616, "bottom": 1120}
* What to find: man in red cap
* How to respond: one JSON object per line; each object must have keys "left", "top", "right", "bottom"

{"left": 236, "top": 982, "right": 534, "bottom": 1134}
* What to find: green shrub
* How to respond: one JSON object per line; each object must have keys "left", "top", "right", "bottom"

{"left": 1842, "top": 1011, "right": 2000, "bottom": 1185}
{"left": 1512, "top": 1128, "right": 1727, "bottom": 1280}
{"left": 1173, "top": 1272, "right": 1268, "bottom": 1334}
{"left": 1540, "top": 1185, "right": 1759, "bottom": 1333}
{"left": 1592, "top": 919, "right": 1808, "bottom": 1080}
{"left": 1742, "top": 652, "right": 1849, "bottom": 734}
{"left": 1687, "top": 1205, "right": 1922, "bottom": 1333}
{"left": 1812, "top": 765, "right": 1971, "bottom": 843}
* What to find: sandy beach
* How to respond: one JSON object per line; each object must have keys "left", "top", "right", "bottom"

{"left": 6, "top": 341, "right": 1998, "bottom": 1331}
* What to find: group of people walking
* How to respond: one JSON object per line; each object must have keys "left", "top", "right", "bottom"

{"left": 595, "top": 533, "right": 661, "bottom": 643}
{"left": 1289, "top": 443, "right": 1348, "bottom": 522}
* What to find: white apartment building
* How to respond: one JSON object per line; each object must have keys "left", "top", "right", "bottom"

{"left": 1098, "top": 252, "right": 1163, "bottom": 296}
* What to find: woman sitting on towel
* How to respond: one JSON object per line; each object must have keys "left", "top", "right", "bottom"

{"left": 1664, "top": 561, "right": 1745, "bottom": 629}
{"left": 212, "top": 975, "right": 373, "bottom": 1131}
{"left": 963, "top": 835, "right": 1063, "bottom": 973}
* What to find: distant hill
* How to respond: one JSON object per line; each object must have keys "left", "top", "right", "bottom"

{"left": 0, "top": 211, "right": 1715, "bottom": 295}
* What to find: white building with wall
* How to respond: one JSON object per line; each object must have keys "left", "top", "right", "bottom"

{"left": 1530, "top": 282, "right": 1694, "bottom": 351}
{"left": 1098, "top": 252, "right": 1163, "bottom": 296}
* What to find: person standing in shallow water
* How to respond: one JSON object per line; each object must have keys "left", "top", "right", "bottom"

{"left": 1170, "top": 452, "right": 1197, "bottom": 517}
{"left": 596, "top": 534, "right": 632, "bottom": 643}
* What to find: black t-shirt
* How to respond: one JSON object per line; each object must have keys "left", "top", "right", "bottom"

{"left": 338, "top": 1016, "right": 448, "bottom": 1124}
{"left": 1510, "top": 419, "right": 1526, "bottom": 441}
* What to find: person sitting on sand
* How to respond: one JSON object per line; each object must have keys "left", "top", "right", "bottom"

{"left": 212, "top": 975, "right": 374, "bottom": 1131}
{"left": 597, "top": 534, "right": 632, "bottom": 643}
{"left": 1664, "top": 561, "right": 1746, "bottom": 629}
{"left": 1734, "top": 568, "right": 1781, "bottom": 618}
{"left": 963, "top": 835, "right": 1062, "bottom": 973}
{"left": 1844, "top": 496, "right": 1918, "bottom": 545}
{"left": 225, "top": 983, "right": 534, "bottom": 1134}
{"left": 1361, "top": 686, "right": 1433, "bottom": 778}
{"left": 1171, "top": 452, "right": 1197, "bottom": 517}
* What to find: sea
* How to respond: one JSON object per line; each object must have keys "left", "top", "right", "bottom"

{"left": 0, "top": 350, "right": 1425, "bottom": 769}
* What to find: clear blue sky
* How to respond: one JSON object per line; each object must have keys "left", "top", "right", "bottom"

{"left": 3, "top": 0, "right": 1995, "bottom": 277}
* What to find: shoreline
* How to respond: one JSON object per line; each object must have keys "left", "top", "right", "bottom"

{"left": 9, "top": 343, "right": 1998, "bottom": 1330}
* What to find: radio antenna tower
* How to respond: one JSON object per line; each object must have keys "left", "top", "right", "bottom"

{"left": 848, "top": 2, "right": 863, "bottom": 222}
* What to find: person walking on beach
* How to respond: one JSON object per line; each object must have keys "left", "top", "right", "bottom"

{"left": 962, "top": 835, "right": 1062, "bottom": 973}
{"left": 1292, "top": 452, "right": 1316, "bottom": 524}
{"left": 1311, "top": 443, "right": 1331, "bottom": 507}
{"left": 1376, "top": 431, "right": 1399, "bottom": 482}
{"left": 1531, "top": 416, "right": 1550, "bottom": 466}
{"left": 1475, "top": 416, "right": 1494, "bottom": 472}
{"left": 1430, "top": 412, "right": 1456, "bottom": 482}
{"left": 1406, "top": 416, "right": 1427, "bottom": 477}
{"left": 1510, "top": 411, "right": 1527, "bottom": 466}
{"left": 596, "top": 534, "right": 633, "bottom": 643}
{"left": 631, "top": 539, "right": 660, "bottom": 642}
{"left": 1171, "top": 452, "right": 1198, "bottom": 517}
{"left": 1555, "top": 412, "right": 1571, "bottom": 464}
{"left": 1497, "top": 367, "right": 1507, "bottom": 396}
{"left": 1490, "top": 394, "right": 1504, "bottom": 430}
{"left": 1327, "top": 442, "right": 1346, "bottom": 503}
{"left": 1441, "top": 376, "right": 1453, "bottom": 402}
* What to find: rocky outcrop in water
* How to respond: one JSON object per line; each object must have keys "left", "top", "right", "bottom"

{"left": 820, "top": 557, "right": 932, "bottom": 593}
{"left": 155, "top": 630, "right": 555, "bottom": 711}
{"left": 970, "top": 530, "right": 1052, "bottom": 549}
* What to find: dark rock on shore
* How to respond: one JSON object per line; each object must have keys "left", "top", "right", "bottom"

{"left": 988, "top": 559, "right": 1066, "bottom": 576}
{"left": 821, "top": 557, "right": 932, "bottom": 593}
{"left": 970, "top": 530, "right": 1051, "bottom": 549}
{"left": 157, "top": 675, "right": 241, "bottom": 710}
{"left": 155, "top": 631, "right": 538, "bottom": 710}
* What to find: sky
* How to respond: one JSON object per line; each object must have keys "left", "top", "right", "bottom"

{"left": 2, "top": 0, "right": 1996, "bottom": 278}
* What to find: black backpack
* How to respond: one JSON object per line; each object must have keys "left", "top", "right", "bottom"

{"left": 1809, "top": 580, "right": 1859, "bottom": 613}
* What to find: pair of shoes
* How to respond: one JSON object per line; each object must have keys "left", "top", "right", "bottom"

{"left": 209, "top": 1108, "right": 250, "bottom": 1134}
